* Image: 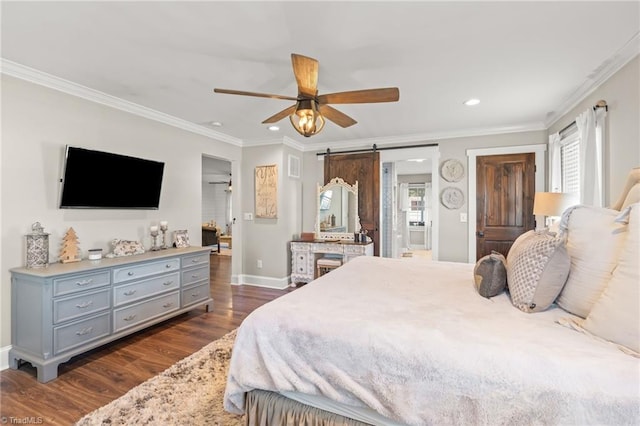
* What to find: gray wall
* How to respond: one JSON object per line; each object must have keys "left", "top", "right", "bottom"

{"left": 238, "top": 143, "right": 303, "bottom": 286}
{"left": 0, "top": 75, "right": 242, "bottom": 351}
{"left": 548, "top": 55, "right": 640, "bottom": 205}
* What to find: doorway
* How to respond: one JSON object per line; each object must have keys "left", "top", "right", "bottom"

{"left": 202, "top": 155, "right": 233, "bottom": 256}
{"left": 467, "top": 144, "right": 547, "bottom": 262}
{"left": 380, "top": 145, "right": 439, "bottom": 260}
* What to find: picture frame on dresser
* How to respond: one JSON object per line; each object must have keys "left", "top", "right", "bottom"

{"left": 173, "top": 230, "right": 190, "bottom": 248}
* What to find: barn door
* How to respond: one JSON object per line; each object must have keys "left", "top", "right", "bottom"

{"left": 325, "top": 152, "right": 380, "bottom": 255}
{"left": 476, "top": 153, "right": 535, "bottom": 260}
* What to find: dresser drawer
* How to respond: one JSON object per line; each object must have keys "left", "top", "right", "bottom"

{"left": 113, "top": 272, "right": 180, "bottom": 307}
{"left": 113, "top": 291, "right": 180, "bottom": 333}
{"left": 53, "top": 270, "right": 111, "bottom": 297}
{"left": 113, "top": 258, "right": 180, "bottom": 283}
{"left": 181, "top": 266, "right": 209, "bottom": 287}
{"left": 181, "top": 253, "right": 209, "bottom": 268}
{"left": 181, "top": 282, "right": 210, "bottom": 307}
{"left": 54, "top": 288, "right": 111, "bottom": 324}
{"left": 293, "top": 258, "right": 309, "bottom": 274}
{"left": 54, "top": 312, "right": 110, "bottom": 355}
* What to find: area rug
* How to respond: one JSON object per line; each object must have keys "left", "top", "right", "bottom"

{"left": 75, "top": 330, "right": 242, "bottom": 425}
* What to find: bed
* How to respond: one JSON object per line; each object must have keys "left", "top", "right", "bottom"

{"left": 224, "top": 170, "right": 640, "bottom": 426}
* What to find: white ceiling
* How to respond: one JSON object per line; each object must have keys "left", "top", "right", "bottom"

{"left": 1, "top": 1, "right": 638, "bottom": 149}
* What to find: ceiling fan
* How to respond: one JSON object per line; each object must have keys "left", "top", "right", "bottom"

{"left": 214, "top": 53, "right": 400, "bottom": 137}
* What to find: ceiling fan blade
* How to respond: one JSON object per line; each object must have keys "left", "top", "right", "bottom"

{"left": 318, "top": 104, "right": 357, "bottom": 128}
{"left": 214, "top": 88, "right": 297, "bottom": 101}
{"left": 291, "top": 53, "right": 318, "bottom": 97}
{"left": 262, "top": 104, "right": 297, "bottom": 124}
{"left": 317, "top": 87, "right": 399, "bottom": 104}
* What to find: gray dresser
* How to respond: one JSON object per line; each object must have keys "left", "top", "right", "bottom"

{"left": 9, "top": 247, "right": 212, "bottom": 382}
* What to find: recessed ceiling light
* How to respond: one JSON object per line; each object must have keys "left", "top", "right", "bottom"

{"left": 209, "top": 121, "right": 223, "bottom": 127}
{"left": 463, "top": 98, "right": 480, "bottom": 106}
{"left": 268, "top": 125, "right": 280, "bottom": 131}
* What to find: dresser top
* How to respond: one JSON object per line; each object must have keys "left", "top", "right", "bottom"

{"left": 11, "top": 246, "right": 210, "bottom": 277}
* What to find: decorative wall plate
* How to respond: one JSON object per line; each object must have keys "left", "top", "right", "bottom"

{"left": 440, "top": 159, "right": 465, "bottom": 182}
{"left": 441, "top": 187, "right": 465, "bottom": 209}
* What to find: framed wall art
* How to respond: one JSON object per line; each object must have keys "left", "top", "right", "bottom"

{"left": 440, "top": 159, "right": 465, "bottom": 182}
{"left": 255, "top": 164, "right": 278, "bottom": 219}
{"left": 441, "top": 186, "right": 465, "bottom": 210}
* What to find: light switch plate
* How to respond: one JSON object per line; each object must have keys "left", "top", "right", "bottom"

{"left": 460, "top": 213, "right": 468, "bottom": 223}
{"left": 244, "top": 212, "right": 253, "bottom": 221}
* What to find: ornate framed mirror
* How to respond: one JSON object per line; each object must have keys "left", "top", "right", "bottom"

{"left": 316, "top": 177, "right": 360, "bottom": 241}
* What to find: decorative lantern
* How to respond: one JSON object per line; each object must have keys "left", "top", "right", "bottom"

{"left": 26, "top": 222, "right": 49, "bottom": 268}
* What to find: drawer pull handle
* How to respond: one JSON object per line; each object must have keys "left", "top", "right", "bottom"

{"left": 123, "top": 290, "right": 136, "bottom": 296}
{"left": 75, "top": 301, "right": 93, "bottom": 309}
{"left": 191, "top": 258, "right": 199, "bottom": 263}
{"left": 162, "top": 303, "right": 174, "bottom": 308}
{"left": 191, "top": 292, "right": 200, "bottom": 297}
{"left": 123, "top": 314, "right": 137, "bottom": 321}
{"left": 76, "top": 279, "right": 93, "bottom": 286}
{"left": 75, "top": 327, "right": 94, "bottom": 336}
{"left": 127, "top": 272, "right": 134, "bottom": 276}
{"left": 163, "top": 281, "right": 173, "bottom": 286}
{"left": 166, "top": 264, "right": 173, "bottom": 268}
{"left": 191, "top": 274, "right": 199, "bottom": 279}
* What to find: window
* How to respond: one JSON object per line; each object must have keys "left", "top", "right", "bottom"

{"left": 560, "top": 128, "right": 580, "bottom": 197}
{"left": 550, "top": 106, "right": 606, "bottom": 206}
{"left": 407, "top": 184, "right": 425, "bottom": 225}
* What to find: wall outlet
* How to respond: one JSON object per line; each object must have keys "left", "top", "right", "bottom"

{"left": 460, "top": 213, "right": 468, "bottom": 223}
{"left": 244, "top": 212, "right": 253, "bottom": 221}
{"left": 257, "top": 259, "right": 262, "bottom": 268}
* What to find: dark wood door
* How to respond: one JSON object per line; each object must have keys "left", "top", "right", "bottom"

{"left": 476, "top": 153, "right": 535, "bottom": 260}
{"left": 325, "top": 152, "right": 380, "bottom": 255}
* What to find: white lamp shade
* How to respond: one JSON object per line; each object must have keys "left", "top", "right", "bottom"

{"left": 533, "top": 192, "right": 578, "bottom": 216}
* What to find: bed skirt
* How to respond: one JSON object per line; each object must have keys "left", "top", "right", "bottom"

{"left": 245, "top": 390, "right": 371, "bottom": 426}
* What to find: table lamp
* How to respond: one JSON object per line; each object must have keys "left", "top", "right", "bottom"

{"left": 533, "top": 192, "right": 578, "bottom": 231}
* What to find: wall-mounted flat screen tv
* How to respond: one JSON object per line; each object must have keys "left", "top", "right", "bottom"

{"left": 59, "top": 146, "right": 165, "bottom": 209}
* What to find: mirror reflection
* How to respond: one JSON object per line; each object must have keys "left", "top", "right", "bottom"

{"left": 316, "top": 178, "right": 360, "bottom": 239}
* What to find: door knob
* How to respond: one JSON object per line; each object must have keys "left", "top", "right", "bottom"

{"left": 477, "top": 231, "right": 485, "bottom": 237}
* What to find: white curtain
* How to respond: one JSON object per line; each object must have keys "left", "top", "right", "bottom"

{"left": 548, "top": 132, "right": 562, "bottom": 192}
{"left": 575, "top": 107, "right": 607, "bottom": 206}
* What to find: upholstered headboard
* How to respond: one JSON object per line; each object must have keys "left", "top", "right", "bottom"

{"left": 610, "top": 167, "right": 640, "bottom": 210}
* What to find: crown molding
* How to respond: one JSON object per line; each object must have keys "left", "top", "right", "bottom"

{"left": 0, "top": 59, "right": 243, "bottom": 147}
{"left": 545, "top": 31, "right": 640, "bottom": 128}
{"left": 298, "top": 121, "right": 547, "bottom": 153}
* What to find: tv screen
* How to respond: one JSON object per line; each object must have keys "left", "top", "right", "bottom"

{"left": 59, "top": 146, "right": 165, "bottom": 209}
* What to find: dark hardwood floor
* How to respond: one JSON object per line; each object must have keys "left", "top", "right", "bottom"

{"left": 0, "top": 254, "right": 294, "bottom": 425}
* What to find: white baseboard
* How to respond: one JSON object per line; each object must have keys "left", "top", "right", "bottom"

{"left": 1, "top": 345, "right": 11, "bottom": 371}
{"left": 234, "top": 274, "right": 290, "bottom": 290}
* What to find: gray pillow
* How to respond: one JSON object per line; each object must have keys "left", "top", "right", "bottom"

{"left": 507, "top": 231, "right": 570, "bottom": 313}
{"left": 474, "top": 251, "right": 507, "bottom": 298}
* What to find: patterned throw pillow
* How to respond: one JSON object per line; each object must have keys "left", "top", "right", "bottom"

{"left": 506, "top": 231, "right": 570, "bottom": 313}
{"left": 108, "top": 239, "right": 146, "bottom": 257}
{"left": 474, "top": 251, "right": 507, "bottom": 298}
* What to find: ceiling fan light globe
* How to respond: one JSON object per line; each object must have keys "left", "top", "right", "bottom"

{"left": 290, "top": 99, "right": 325, "bottom": 137}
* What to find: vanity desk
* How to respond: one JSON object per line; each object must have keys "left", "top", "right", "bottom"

{"left": 290, "top": 240, "right": 373, "bottom": 285}
{"left": 291, "top": 177, "right": 373, "bottom": 286}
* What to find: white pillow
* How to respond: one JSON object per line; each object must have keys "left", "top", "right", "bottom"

{"left": 507, "top": 230, "right": 570, "bottom": 313}
{"left": 582, "top": 203, "right": 639, "bottom": 354}
{"left": 556, "top": 205, "right": 627, "bottom": 318}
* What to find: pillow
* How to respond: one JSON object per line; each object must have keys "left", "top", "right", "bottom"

{"left": 556, "top": 205, "right": 627, "bottom": 318}
{"left": 582, "top": 203, "right": 639, "bottom": 354}
{"left": 107, "top": 239, "right": 146, "bottom": 258}
{"left": 474, "top": 251, "right": 507, "bottom": 298}
{"left": 506, "top": 230, "right": 570, "bottom": 313}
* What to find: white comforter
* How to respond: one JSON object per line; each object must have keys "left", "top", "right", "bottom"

{"left": 224, "top": 256, "right": 640, "bottom": 425}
